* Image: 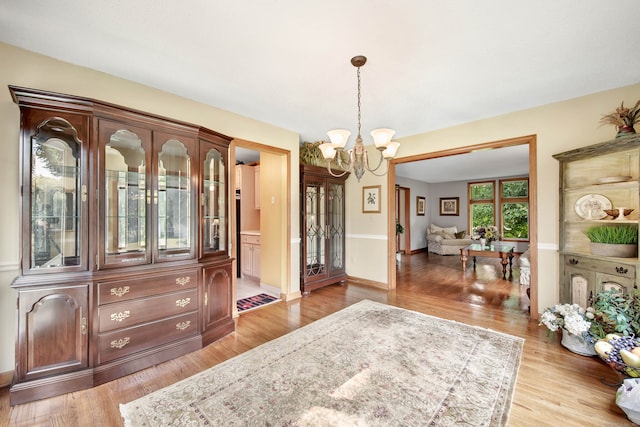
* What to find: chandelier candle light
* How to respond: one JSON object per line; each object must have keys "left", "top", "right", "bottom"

{"left": 319, "top": 55, "right": 400, "bottom": 181}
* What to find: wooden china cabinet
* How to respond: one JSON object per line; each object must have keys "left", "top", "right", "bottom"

{"left": 300, "top": 164, "right": 349, "bottom": 294}
{"left": 554, "top": 134, "right": 640, "bottom": 308}
{"left": 8, "top": 86, "right": 234, "bottom": 405}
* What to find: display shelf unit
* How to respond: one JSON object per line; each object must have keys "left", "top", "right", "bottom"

{"left": 554, "top": 134, "right": 640, "bottom": 308}
{"left": 300, "top": 164, "right": 349, "bottom": 294}
{"left": 8, "top": 86, "right": 234, "bottom": 405}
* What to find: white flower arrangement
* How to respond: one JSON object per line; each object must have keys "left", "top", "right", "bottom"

{"left": 539, "top": 303, "right": 594, "bottom": 340}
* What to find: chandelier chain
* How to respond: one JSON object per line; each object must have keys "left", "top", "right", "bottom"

{"left": 357, "top": 66, "right": 362, "bottom": 139}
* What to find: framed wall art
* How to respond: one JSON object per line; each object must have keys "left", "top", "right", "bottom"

{"left": 416, "top": 196, "right": 426, "bottom": 216}
{"left": 362, "top": 185, "right": 381, "bottom": 213}
{"left": 439, "top": 197, "right": 459, "bottom": 216}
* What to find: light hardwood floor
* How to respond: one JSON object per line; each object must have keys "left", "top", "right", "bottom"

{"left": 1, "top": 252, "right": 634, "bottom": 426}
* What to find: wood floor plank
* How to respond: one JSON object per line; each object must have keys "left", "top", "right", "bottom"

{"left": 0, "top": 252, "right": 634, "bottom": 425}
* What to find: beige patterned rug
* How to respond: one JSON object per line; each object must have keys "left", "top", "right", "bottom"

{"left": 120, "top": 300, "right": 523, "bottom": 426}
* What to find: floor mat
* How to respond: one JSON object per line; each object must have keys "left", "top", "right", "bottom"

{"left": 237, "top": 293, "right": 281, "bottom": 312}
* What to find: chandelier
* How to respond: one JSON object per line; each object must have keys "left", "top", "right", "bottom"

{"left": 319, "top": 55, "right": 400, "bottom": 181}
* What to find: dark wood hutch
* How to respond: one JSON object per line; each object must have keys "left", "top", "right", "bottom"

{"left": 8, "top": 86, "right": 235, "bottom": 405}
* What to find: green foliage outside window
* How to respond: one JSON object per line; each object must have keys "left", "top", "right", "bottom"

{"left": 502, "top": 180, "right": 528, "bottom": 198}
{"left": 471, "top": 203, "right": 494, "bottom": 229}
{"left": 470, "top": 183, "right": 494, "bottom": 200}
{"left": 501, "top": 180, "right": 529, "bottom": 239}
{"left": 502, "top": 202, "right": 529, "bottom": 238}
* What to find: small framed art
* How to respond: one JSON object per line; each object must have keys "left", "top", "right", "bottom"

{"left": 416, "top": 196, "right": 426, "bottom": 216}
{"left": 362, "top": 185, "right": 381, "bottom": 213}
{"left": 439, "top": 197, "right": 459, "bottom": 216}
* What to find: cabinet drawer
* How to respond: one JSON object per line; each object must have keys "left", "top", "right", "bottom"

{"left": 565, "top": 256, "right": 635, "bottom": 279}
{"left": 98, "top": 288, "right": 198, "bottom": 332}
{"left": 97, "top": 269, "right": 198, "bottom": 304}
{"left": 97, "top": 311, "right": 198, "bottom": 364}
{"left": 241, "top": 234, "right": 260, "bottom": 245}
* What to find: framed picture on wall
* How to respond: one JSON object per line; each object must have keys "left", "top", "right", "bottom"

{"left": 439, "top": 197, "right": 459, "bottom": 216}
{"left": 362, "top": 185, "right": 381, "bottom": 213}
{"left": 416, "top": 196, "right": 426, "bottom": 216}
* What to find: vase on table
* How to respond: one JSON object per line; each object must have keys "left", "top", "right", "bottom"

{"left": 560, "top": 328, "right": 596, "bottom": 356}
{"left": 479, "top": 238, "right": 486, "bottom": 249}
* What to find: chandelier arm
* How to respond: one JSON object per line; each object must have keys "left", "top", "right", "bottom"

{"left": 325, "top": 162, "right": 350, "bottom": 178}
{"left": 364, "top": 149, "right": 385, "bottom": 173}
{"left": 365, "top": 158, "right": 392, "bottom": 177}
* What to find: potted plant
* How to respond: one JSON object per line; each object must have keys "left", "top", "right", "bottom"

{"left": 589, "top": 289, "right": 640, "bottom": 339}
{"left": 395, "top": 221, "right": 404, "bottom": 263}
{"left": 539, "top": 303, "right": 596, "bottom": 356}
{"left": 600, "top": 100, "right": 640, "bottom": 137}
{"left": 584, "top": 224, "right": 638, "bottom": 258}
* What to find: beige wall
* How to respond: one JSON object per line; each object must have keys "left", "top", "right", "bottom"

{"left": 0, "top": 42, "right": 300, "bottom": 376}
{"left": 259, "top": 152, "right": 295, "bottom": 298}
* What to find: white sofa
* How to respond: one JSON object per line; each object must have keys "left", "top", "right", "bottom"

{"left": 426, "top": 224, "right": 474, "bottom": 255}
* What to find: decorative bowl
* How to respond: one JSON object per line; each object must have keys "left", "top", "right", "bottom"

{"left": 604, "top": 208, "right": 634, "bottom": 219}
{"left": 602, "top": 357, "right": 640, "bottom": 378}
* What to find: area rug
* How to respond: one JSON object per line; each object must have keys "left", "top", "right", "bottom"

{"left": 236, "top": 293, "right": 280, "bottom": 312}
{"left": 120, "top": 300, "right": 524, "bottom": 426}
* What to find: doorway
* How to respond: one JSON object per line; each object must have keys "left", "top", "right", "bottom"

{"left": 395, "top": 186, "right": 411, "bottom": 255}
{"left": 388, "top": 135, "right": 538, "bottom": 315}
{"left": 232, "top": 140, "right": 291, "bottom": 313}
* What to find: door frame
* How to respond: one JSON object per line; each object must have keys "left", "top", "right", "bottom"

{"left": 231, "top": 139, "right": 292, "bottom": 311}
{"left": 387, "top": 135, "right": 538, "bottom": 317}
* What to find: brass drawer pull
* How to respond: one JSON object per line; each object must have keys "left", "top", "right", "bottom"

{"left": 569, "top": 258, "right": 579, "bottom": 265}
{"left": 81, "top": 317, "right": 87, "bottom": 335}
{"left": 110, "top": 311, "right": 131, "bottom": 322}
{"left": 176, "top": 321, "right": 191, "bottom": 331}
{"left": 111, "top": 337, "right": 130, "bottom": 349}
{"left": 110, "top": 286, "right": 130, "bottom": 298}
{"left": 176, "top": 276, "right": 191, "bottom": 286}
{"left": 176, "top": 298, "right": 191, "bottom": 308}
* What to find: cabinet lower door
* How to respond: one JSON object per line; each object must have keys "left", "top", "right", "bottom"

{"left": 596, "top": 272, "right": 635, "bottom": 295}
{"left": 16, "top": 284, "right": 89, "bottom": 382}
{"left": 565, "top": 268, "right": 595, "bottom": 309}
{"left": 202, "top": 262, "right": 234, "bottom": 345}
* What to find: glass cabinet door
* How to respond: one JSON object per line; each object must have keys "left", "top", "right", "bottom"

{"left": 303, "top": 178, "right": 327, "bottom": 280}
{"left": 28, "top": 115, "right": 87, "bottom": 272}
{"left": 327, "top": 180, "right": 345, "bottom": 274}
{"left": 201, "top": 145, "right": 226, "bottom": 257}
{"left": 99, "top": 120, "right": 151, "bottom": 267}
{"left": 155, "top": 133, "right": 196, "bottom": 261}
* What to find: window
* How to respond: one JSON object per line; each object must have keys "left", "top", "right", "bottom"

{"left": 468, "top": 181, "right": 495, "bottom": 231}
{"left": 500, "top": 178, "right": 529, "bottom": 240}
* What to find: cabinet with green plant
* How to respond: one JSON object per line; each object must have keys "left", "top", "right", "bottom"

{"left": 554, "top": 134, "right": 640, "bottom": 307}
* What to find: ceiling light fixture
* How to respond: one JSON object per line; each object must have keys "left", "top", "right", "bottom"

{"left": 319, "top": 55, "right": 400, "bottom": 181}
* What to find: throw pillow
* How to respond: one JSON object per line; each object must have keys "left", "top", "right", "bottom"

{"left": 443, "top": 226, "right": 457, "bottom": 235}
{"left": 429, "top": 224, "right": 443, "bottom": 234}
{"left": 454, "top": 231, "right": 466, "bottom": 239}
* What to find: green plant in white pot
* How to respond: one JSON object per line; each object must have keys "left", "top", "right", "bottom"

{"left": 395, "top": 221, "right": 404, "bottom": 263}
{"left": 584, "top": 225, "right": 638, "bottom": 258}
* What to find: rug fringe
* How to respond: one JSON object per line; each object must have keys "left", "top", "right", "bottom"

{"left": 119, "top": 403, "right": 132, "bottom": 427}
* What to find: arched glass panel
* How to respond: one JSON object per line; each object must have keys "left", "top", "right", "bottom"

{"left": 31, "top": 118, "right": 81, "bottom": 269}
{"left": 203, "top": 148, "right": 225, "bottom": 254}
{"left": 105, "top": 129, "right": 146, "bottom": 255}
{"left": 158, "top": 139, "right": 191, "bottom": 253}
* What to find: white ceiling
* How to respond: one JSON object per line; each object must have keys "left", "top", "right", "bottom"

{"left": 395, "top": 144, "right": 529, "bottom": 183}
{"left": 1, "top": 1, "right": 638, "bottom": 180}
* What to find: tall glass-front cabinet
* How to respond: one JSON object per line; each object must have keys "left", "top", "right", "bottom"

{"left": 300, "top": 164, "right": 349, "bottom": 294}
{"left": 9, "top": 86, "right": 234, "bottom": 405}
